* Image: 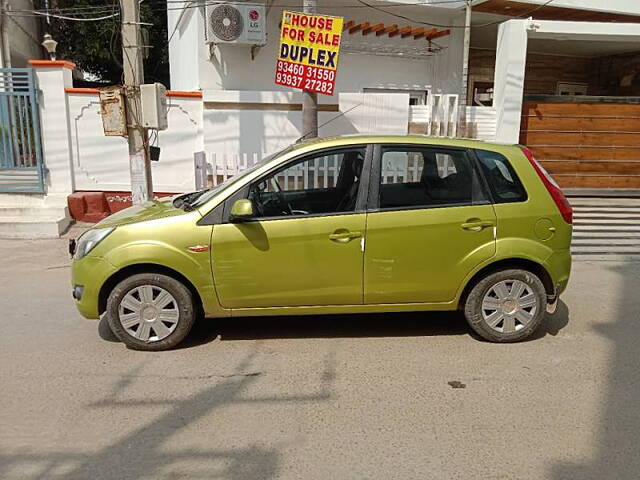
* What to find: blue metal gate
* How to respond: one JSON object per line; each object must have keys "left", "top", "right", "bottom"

{"left": 0, "top": 68, "right": 45, "bottom": 193}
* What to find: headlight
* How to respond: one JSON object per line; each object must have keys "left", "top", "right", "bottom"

{"left": 74, "top": 227, "right": 115, "bottom": 260}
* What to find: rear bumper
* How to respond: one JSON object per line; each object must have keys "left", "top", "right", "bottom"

{"left": 545, "top": 248, "right": 571, "bottom": 298}
{"left": 71, "top": 255, "right": 117, "bottom": 319}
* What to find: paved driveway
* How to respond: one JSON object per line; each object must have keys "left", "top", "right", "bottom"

{"left": 0, "top": 236, "right": 638, "bottom": 479}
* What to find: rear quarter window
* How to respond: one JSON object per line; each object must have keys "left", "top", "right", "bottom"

{"left": 475, "top": 149, "right": 528, "bottom": 203}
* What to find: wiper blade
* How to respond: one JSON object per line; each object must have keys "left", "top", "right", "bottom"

{"left": 172, "top": 194, "right": 188, "bottom": 210}
{"left": 173, "top": 190, "right": 208, "bottom": 211}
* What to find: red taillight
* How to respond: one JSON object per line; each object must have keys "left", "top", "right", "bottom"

{"left": 520, "top": 147, "right": 573, "bottom": 224}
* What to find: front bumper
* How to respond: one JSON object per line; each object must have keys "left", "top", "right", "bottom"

{"left": 71, "top": 255, "right": 117, "bottom": 319}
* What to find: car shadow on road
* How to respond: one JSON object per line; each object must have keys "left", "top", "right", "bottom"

{"left": 178, "top": 300, "right": 570, "bottom": 349}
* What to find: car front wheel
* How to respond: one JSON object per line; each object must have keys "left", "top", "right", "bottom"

{"left": 464, "top": 269, "right": 547, "bottom": 342}
{"left": 106, "top": 273, "right": 195, "bottom": 351}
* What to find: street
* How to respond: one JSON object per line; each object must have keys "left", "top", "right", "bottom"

{"left": 1, "top": 233, "right": 639, "bottom": 480}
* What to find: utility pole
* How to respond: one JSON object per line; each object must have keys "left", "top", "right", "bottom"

{"left": 121, "top": 0, "right": 153, "bottom": 204}
{"left": 459, "top": 0, "right": 472, "bottom": 138}
{"left": 301, "top": 0, "right": 318, "bottom": 139}
{"left": 0, "top": 0, "right": 12, "bottom": 69}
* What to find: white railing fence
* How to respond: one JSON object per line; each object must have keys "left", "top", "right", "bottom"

{"left": 210, "top": 152, "right": 263, "bottom": 186}
{"left": 409, "top": 94, "right": 460, "bottom": 138}
{"left": 210, "top": 152, "right": 344, "bottom": 189}
{"left": 208, "top": 152, "right": 458, "bottom": 189}
{"left": 409, "top": 100, "right": 497, "bottom": 142}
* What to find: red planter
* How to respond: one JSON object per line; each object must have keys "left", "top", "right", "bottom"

{"left": 68, "top": 191, "right": 176, "bottom": 223}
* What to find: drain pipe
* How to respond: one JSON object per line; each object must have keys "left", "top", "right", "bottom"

{"left": 0, "top": 0, "right": 12, "bottom": 69}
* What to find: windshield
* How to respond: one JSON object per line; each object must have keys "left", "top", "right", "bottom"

{"left": 187, "top": 146, "right": 294, "bottom": 209}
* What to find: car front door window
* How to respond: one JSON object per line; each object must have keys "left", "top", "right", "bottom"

{"left": 248, "top": 148, "right": 366, "bottom": 219}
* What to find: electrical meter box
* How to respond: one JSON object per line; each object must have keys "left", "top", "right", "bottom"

{"left": 99, "top": 86, "right": 127, "bottom": 136}
{"left": 140, "top": 83, "right": 168, "bottom": 130}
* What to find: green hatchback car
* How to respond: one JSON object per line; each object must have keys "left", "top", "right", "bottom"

{"left": 70, "top": 135, "right": 572, "bottom": 350}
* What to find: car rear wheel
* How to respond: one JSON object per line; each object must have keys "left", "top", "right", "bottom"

{"left": 464, "top": 269, "right": 546, "bottom": 342}
{"left": 106, "top": 273, "right": 195, "bottom": 351}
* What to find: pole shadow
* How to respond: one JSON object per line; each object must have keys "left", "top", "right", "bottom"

{"left": 0, "top": 350, "right": 336, "bottom": 480}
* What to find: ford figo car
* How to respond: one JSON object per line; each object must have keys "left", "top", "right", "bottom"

{"left": 71, "top": 136, "right": 572, "bottom": 350}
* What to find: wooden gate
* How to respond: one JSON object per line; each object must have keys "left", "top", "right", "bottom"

{"left": 520, "top": 98, "right": 640, "bottom": 189}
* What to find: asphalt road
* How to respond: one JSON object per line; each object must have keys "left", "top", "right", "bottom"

{"left": 1, "top": 234, "right": 639, "bottom": 480}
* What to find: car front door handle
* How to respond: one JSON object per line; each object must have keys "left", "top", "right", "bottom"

{"left": 329, "top": 230, "right": 363, "bottom": 242}
{"left": 460, "top": 220, "right": 494, "bottom": 232}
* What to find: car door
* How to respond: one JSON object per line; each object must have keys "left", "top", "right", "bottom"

{"left": 211, "top": 146, "right": 370, "bottom": 309}
{"left": 364, "top": 144, "right": 497, "bottom": 304}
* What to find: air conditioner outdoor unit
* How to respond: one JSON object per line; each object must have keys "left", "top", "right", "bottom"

{"left": 205, "top": 2, "right": 266, "bottom": 45}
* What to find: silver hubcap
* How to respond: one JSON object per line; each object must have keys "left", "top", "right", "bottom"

{"left": 481, "top": 279, "right": 538, "bottom": 334}
{"left": 118, "top": 285, "right": 179, "bottom": 342}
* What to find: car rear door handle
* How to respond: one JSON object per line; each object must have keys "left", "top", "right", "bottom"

{"left": 461, "top": 219, "right": 494, "bottom": 232}
{"left": 329, "top": 230, "right": 362, "bottom": 242}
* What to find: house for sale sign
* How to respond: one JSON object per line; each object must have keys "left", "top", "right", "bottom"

{"left": 275, "top": 10, "right": 343, "bottom": 96}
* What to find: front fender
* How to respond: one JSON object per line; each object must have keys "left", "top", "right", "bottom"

{"left": 103, "top": 240, "right": 223, "bottom": 316}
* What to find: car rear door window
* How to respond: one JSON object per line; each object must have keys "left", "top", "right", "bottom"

{"left": 377, "top": 147, "right": 486, "bottom": 210}
{"left": 474, "top": 149, "right": 527, "bottom": 203}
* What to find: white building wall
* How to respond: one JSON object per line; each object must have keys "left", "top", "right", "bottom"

{"left": 202, "top": 91, "right": 410, "bottom": 157}
{"left": 68, "top": 92, "right": 203, "bottom": 193}
{"left": 171, "top": 4, "right": 465, "bottom": 96}
{"left": 202, "top": 90, "right": 353, "bottom": 156}
{"left": 169, "top": 4, "right": 467, "bottom": 163}
{"left": 37, "top": 66, "right": 76, "bottom": 198}
{"left": 493, "top": 20, "right": 528, "bottom": 144}
{"left": 168, "top": 3, "right": 202, "bottom": 91}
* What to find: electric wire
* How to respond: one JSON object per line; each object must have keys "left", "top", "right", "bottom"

{"left": 354, "top": 0, "right": 557, "bottom": 29}
{"left": 9, "top": 0, "right": 473, "bottom": 17}
{"left": 9, "top": 0, "right": 558, "bottom": 30}
{"left": 25, "top": 10, "right": 120, "bottom": 22}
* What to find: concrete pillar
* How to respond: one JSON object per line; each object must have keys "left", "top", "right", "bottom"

{"left": 493, "top": 20, "right": 528, "bottom": 144}
{"left": 28, "top": 60, "right": 76, "bottom": 204}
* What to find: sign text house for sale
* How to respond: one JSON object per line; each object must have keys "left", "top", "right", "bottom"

{"left": 275, "top": 10, "right": 344, "bottom": 96}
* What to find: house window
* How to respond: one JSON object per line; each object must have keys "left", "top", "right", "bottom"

{"left": 556, "top": 82, "right": 588, "bottom": 96}
{"left": 471, "top": 80, "right": 494, "bottom": 106}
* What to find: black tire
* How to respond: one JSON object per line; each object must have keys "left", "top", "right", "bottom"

{"left": 464, "top": 269, "right": 547, "bottom": 343}
{"left": 106, "top": 273, "right": 196, "bottom": 351}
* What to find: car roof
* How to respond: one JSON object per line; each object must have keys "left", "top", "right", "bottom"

{"left": 289, "top": 134, "right": 517, "bottom": 154}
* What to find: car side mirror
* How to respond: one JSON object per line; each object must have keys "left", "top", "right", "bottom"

{"left": 230, "top": 199, "right": 254, "bottom": 222}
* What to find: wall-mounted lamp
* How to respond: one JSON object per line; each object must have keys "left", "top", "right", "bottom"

{"left": 41, "top": 34, "right": 58, "bottom": 60}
